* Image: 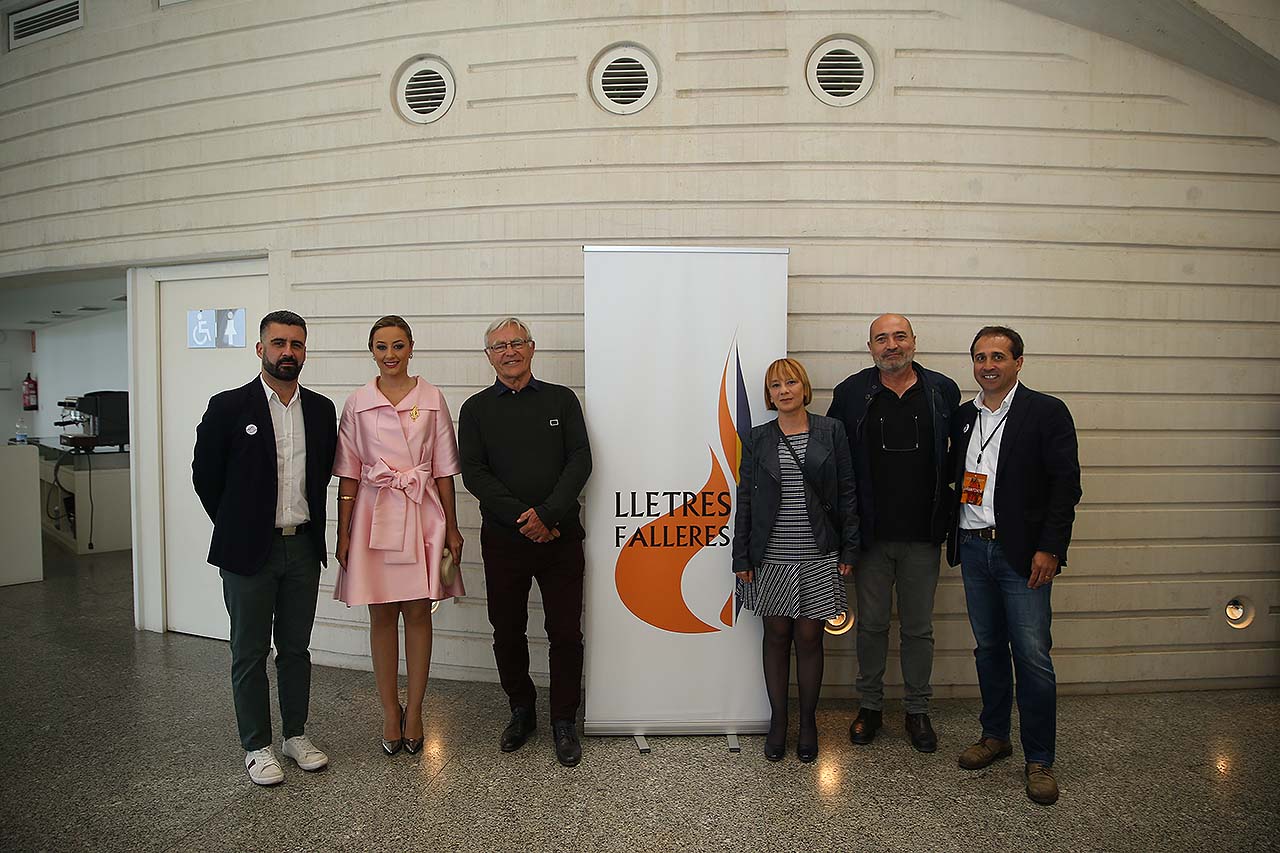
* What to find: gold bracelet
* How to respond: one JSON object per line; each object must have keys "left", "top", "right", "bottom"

{"left": 338, "top": 495, "right": 355, "bottom": 501}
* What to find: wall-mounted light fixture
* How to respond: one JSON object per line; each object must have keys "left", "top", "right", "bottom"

{"left": 825, "top": 610, "right": 854, "bottom": 636}
{"left": 1225, "top": 597, "right": 1254, "bottom": 629}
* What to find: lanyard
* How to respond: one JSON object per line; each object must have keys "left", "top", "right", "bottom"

{"left": 975, "top": 408, "right": 1010, "bottom": 465}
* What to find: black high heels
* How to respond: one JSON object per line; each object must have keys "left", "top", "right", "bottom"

{"left": 381, "top": 705, "right": 405, "bottom": 756}
{"left": 764, "top": 716, "right": 786, "bottom": 762}
{"left": 404, "top": 709, "right": 423, "bottom": 755}
{"left": 797, "top": 729, "right": 819, "bottom": 763}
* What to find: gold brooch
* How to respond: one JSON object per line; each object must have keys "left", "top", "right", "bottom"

{"left": 410, "top": 405, "right": 420, "bottom": 421}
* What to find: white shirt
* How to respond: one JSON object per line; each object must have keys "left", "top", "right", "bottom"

{"left": 960, "top": 381, "right": 1019, "bottom": 530}
{"left": 260, "top": 376, "right": 309, "bottom": 527}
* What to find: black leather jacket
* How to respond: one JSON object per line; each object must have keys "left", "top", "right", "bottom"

{"left": 731, "top": 413, "right": 860, "bottom": 573}
{"left": 826, "top": 362, "right": 961, "bottom": 550}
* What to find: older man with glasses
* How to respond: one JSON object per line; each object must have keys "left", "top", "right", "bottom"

{"left": 458, "top": 317, "right": 593, "bottom": 767}
{"left": 827, "top": 313, "right": 960, "bottom": 753}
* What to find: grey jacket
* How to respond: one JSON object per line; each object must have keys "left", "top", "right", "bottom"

{"left": 731, "top": 413, "right": 860, "bottom": 573}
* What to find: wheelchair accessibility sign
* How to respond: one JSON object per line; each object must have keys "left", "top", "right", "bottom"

{"left": 188, "top": 308, "right": 246, "bottom": 349}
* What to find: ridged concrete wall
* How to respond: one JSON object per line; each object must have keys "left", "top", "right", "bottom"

{"left": 2, "top": 0, "right": 1277, "bottom": 694}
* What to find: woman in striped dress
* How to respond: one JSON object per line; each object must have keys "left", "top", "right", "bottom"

{"left": 732, "top": 358, "right": 859, "bottom": 762}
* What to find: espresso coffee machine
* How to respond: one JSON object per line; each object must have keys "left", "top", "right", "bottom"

{"left": 55, "top": 391, "right": 129, "bottom": 450}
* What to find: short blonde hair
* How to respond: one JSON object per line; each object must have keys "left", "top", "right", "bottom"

{"left": 763, "top": 358, "right": 813, "bottom": 410}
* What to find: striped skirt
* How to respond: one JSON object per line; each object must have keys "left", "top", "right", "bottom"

{"left": 737, "top": 552, "right": 847, "bottom": 621}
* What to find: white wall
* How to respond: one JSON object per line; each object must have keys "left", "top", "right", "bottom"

{"left": 0, "top": 331, "right": 34, "bottom": 441}
{"left": 31, "top": 312, "right": 128, "bottom": 439}
{"left": 2, "top": 0, "right": 1277, "bottom": 691}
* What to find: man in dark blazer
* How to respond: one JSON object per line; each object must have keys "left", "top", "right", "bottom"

{"left": 946, "top": 325, "right": 1081, "bottom": 807}
{"left": 193, "top": 310, "right": 337, "bottom": 786}
{"left": 827, "top": 313, "right": 960, "bottom": 753}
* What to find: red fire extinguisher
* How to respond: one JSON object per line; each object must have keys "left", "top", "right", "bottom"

{"left": 21, "top": 373, "right": 37, "bottom": 411}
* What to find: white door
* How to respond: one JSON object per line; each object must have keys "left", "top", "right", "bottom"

{"left": 159, "top": 264, "right": 269, "bottom": 639}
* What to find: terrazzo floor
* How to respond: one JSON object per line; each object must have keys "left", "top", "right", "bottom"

{"left": 0, "top": 543, "right": 1275, "bottom": 853}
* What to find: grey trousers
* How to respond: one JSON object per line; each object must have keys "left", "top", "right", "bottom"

{"left": 221, "top": 532, "right": 321, "bottom": 751}
{"left": 853, "top": 540, "right": 941, "bottom": 714}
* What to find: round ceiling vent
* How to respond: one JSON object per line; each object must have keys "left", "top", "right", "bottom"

{"left": 806, "top": 37, "right": 874, "bottom": 107}
{"left": 393, "top": 57, "right": 456, "bottom": 124}
{"left": 590, "top": 45, "right": 657, "bottom": 115}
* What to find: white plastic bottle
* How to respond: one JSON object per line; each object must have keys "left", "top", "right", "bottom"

{"left": 14, "top": 417, "right": 28, "bottom": 444}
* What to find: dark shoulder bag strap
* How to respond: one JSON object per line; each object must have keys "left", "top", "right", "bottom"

{"left": 779, "top": 433, "right": 837, "bottom": 524}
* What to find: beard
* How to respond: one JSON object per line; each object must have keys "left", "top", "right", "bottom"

{"left": 873, "top": 353, "right": 912, "bottom": 374}
{"left": 263, "top": 354, "right": 302, "bottom": 381}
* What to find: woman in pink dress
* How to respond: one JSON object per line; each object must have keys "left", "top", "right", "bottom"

{"left": 333, "top": 315, "right": 465, "bottom": 755}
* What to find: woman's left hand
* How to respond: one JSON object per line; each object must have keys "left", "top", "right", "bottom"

{"left": 838, "top": 563, "right": 853, "bottom": 576}
{"left": 445, "top": 527, "right": 465, "bottom": 567}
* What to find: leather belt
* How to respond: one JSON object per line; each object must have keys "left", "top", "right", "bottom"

{"left": 960, "top": 527, "right": 997, "bottom": 541}
{"left": 275, "top": 522, "right": 311, "bottom": 537}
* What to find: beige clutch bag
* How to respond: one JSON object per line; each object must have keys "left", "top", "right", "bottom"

{"left": 439, "top": 547, "right": 458, "bottom": 586}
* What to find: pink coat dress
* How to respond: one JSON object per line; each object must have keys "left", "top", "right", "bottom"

{"left": 332, "top": 377, "right": 464, "bottom": 606}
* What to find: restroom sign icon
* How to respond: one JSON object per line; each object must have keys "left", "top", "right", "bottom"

{"left": 188, "top": 308, "right": 247, "bottom": 349}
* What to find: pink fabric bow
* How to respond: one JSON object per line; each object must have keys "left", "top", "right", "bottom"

{"left": 365, "top": 459, "right": 432, "bottom": 564}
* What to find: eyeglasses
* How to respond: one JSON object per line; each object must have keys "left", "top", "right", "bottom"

{"left": 880, "top": 416, "right": 920, "bottom": 452}
{"left": 486, "top": 338, "right": 531, "bottom": 353}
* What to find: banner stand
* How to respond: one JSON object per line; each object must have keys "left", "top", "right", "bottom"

{"left": 582, "top": 245, "right": 788, "bottom": 739}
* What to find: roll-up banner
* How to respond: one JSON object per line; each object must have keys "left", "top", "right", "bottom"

{"left": 582, "top": 246, "right": 787, "bottom": 736}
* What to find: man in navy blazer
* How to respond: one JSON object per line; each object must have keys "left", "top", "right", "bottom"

{"left": 193, "top": 310, "right": 337, "bottom": 786}
{"left": 946, "top": 326, "right": 1081, "bottom": 806}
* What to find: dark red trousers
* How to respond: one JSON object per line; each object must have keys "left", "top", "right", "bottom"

{"left": 480, "top": 524, "right": 585, "bottom": 723}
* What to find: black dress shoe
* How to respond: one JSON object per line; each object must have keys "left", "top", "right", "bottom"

{"left": 796, "top": 735, "right": 819, "bottom": 764}
{"left": 500, "top": 707, "right": 536, "bottom": 753}
{"left": 552, "top": 720, "right": 582, "bottom": 768}
{"left": 763, "top": 740, "right": 785, "bottom": 762}
{"left": 849, "top": 708, "right": 882, "bottom": 745}
{"left": 905, "top": 713, "right": 938, "bottom": 753}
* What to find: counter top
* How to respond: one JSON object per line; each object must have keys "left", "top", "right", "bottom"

{"left": 31, "top": 439, "right": 130, "bottom": 471}
{"left": 8, "top": 437, "right": 129, "bottom": 455}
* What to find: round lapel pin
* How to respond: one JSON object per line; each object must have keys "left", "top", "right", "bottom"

{"left": 245, "top": 424, "right": 258, "bottom": 435}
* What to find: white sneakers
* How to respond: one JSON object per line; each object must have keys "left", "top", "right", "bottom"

{"left": 244, "top": 746, "right": 285, "bottom": 786}
{"left": 244, "top": 735, "right": 329, "bottom": 785}
{"left": 282, "top": 735, "right": 329, "bottom": 771}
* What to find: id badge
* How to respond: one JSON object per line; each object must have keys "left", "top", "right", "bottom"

{"left": 961, "top": 471, "right": 988, "bottom": 505}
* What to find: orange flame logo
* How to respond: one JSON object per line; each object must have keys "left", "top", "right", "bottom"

{"left": 614, "top": 343, "right": 752, "bottom": 633}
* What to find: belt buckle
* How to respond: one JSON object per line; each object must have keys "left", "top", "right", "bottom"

{"left": 280, "top": 525, "right": 298, "bottom": 537}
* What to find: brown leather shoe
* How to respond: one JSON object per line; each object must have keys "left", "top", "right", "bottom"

{"left": 957, "top": 736, "right": 1013, "bottom": 770}
{"left": 1025, "top": 763, "right": 1059, "bottom": 805}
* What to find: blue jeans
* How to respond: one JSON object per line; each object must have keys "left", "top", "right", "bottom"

{"left": 959, "top": 537, "right": 1056, "bottom": 766}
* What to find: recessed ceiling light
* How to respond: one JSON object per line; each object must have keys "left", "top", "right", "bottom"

{"left": 77, "top": 306, "right": 106, "bottom": 311}
{"left": 26, "top": 320, "right": 51, "bottom": 325}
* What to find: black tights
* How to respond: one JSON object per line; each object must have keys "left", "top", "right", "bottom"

{"left": 762, "top": 616, "right": 826, "bottom": 748}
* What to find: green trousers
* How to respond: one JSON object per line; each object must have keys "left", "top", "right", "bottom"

{"left": 220, "top": 532, "right": 321, "bottom": 751}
